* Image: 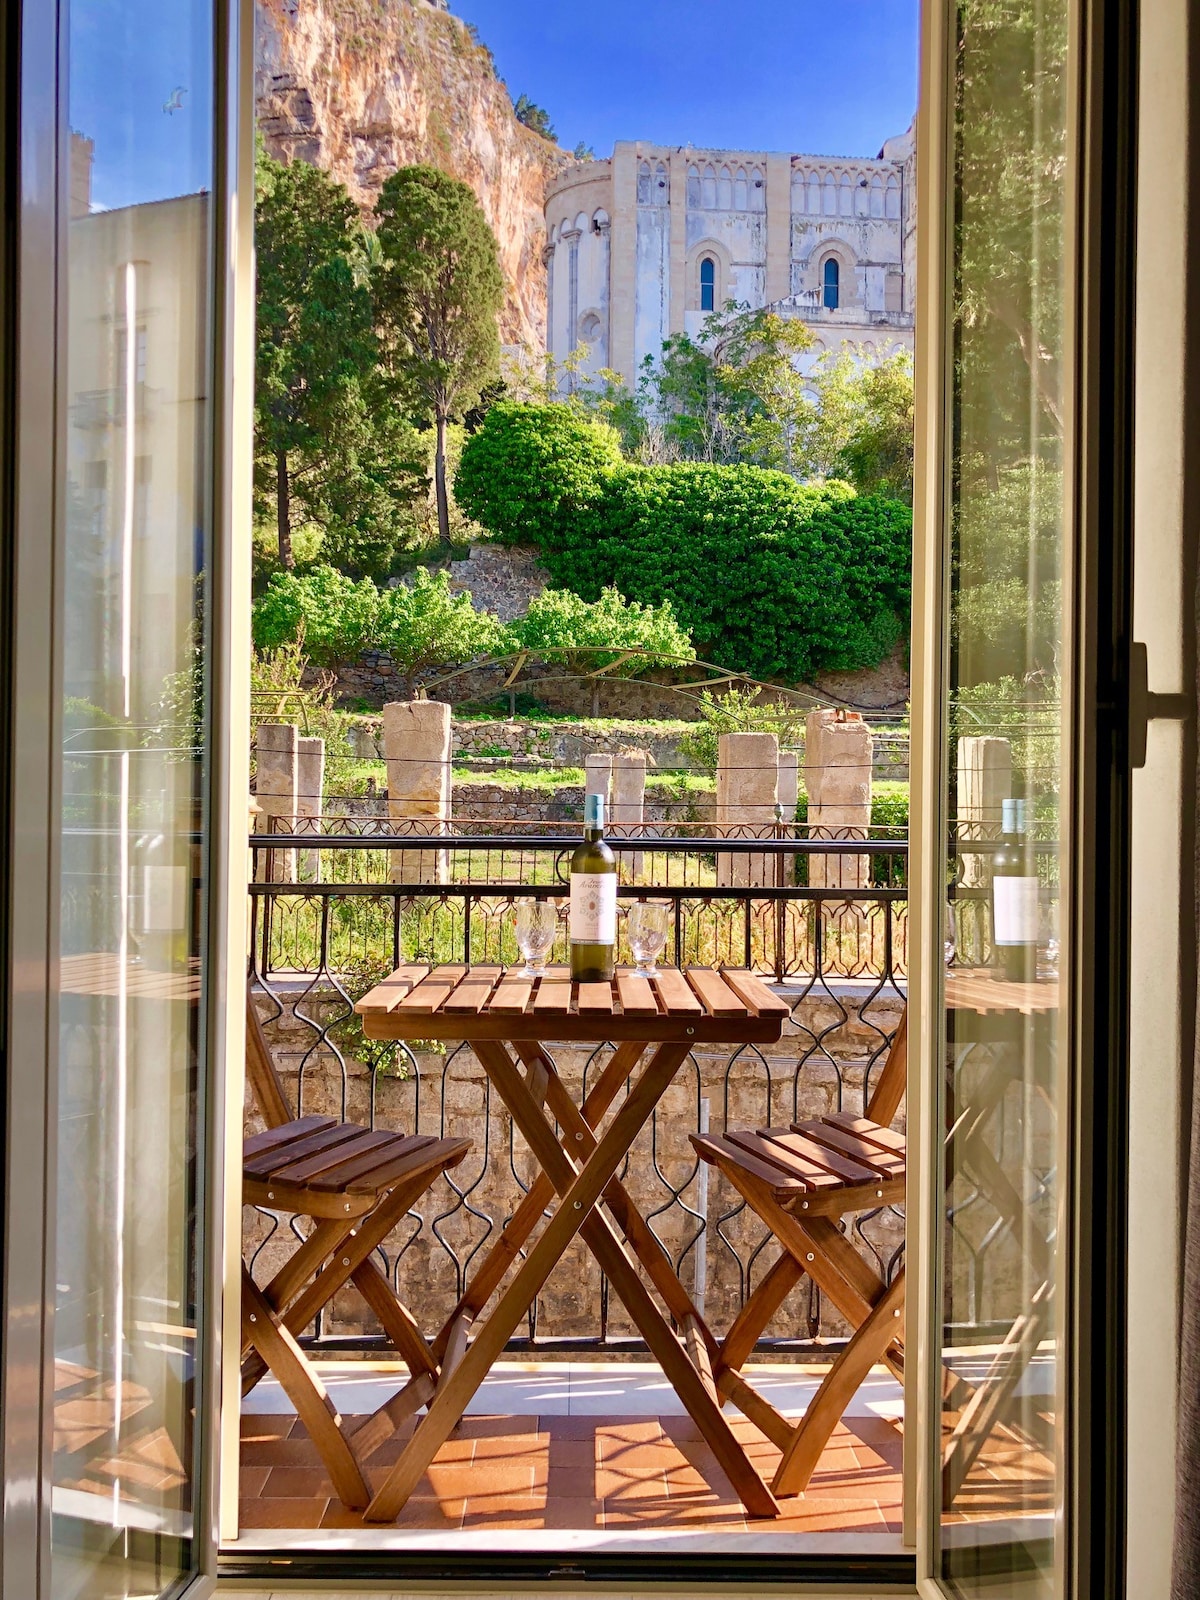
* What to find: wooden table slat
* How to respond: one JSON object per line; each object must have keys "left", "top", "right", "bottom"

{"left": 650, "top": 967, "right": 703, "bottom": 1015}
{"left": 357, "top": 966, "right": 430, "bottom": 1015}
{"left": 685, "top": 967, "right": 747, "bottom": 1018}
{"left": 442, "top": 967, "right": 503, "bottom": 1014}
{"left": 532, "top": 976, "right": 572, "bottom": 1014}
{"left": 395, "top": 966, "right": 468, "bottom": 1014}
{"left": 615, "top": 971, "right": 660, "bottom": 1015}
{"left": 577, "top": 981, "right": 614, "bottom": 1015}
{"left": 490, "top": 972, "right": 534, "bottom": 1015}
{"left": 719, "top": 968, "right": 791, "bottom": 1019}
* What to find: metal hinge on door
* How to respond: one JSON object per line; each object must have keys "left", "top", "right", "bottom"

{"left": 1129, "top": 641, "right": 1191, "bottom": 768}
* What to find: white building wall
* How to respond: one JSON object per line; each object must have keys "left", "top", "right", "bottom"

{"left": 545, "top": 132, "right": 916, "bottom": 387}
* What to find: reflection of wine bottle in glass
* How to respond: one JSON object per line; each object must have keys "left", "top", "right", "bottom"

{"left": 991, "top": 798, "right": 1038, "bottom": 982}
{"left": 570, "top": 793, "right": 617, "bottom": 982}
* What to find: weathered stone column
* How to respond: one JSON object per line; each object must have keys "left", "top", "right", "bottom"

{"left": 584, "top": 753, "right": 613, "bottom": 810}
{"left": 611, "top": 751, "right": 647, "bottom": 879}
{"left": 957, "top": 735, "right": 1012, "bottom": 888}
{"left": 804, "top": 710, "right": 873, "bottom": 890}
{"left": 716, "top": 732, "right": 779, "bottom": 889}
{"left": 254, "top": 723, "right": 297, "bottom": 883}
{"left": 383, "top": 700, "right": 452, "bottom": 885}
{"left": 296, "top": 735, "right": 325, "bottom": 882}
{"left": 777, "top": 750, "right": 800, "bottom": 823}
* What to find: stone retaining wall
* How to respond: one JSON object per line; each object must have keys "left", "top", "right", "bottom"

{"left": 244, "top": 988, "right": 906, "bottom": 1348}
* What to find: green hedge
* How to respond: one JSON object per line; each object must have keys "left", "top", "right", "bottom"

{"left": 457, "top": 403, "right": 911, "bottom": 683}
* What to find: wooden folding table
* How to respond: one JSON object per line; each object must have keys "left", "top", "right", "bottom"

{"left": 355, "top": 962, "right": 790, "bottom": 1523}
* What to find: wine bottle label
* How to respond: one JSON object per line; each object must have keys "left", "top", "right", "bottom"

{"left": 993, "top": 876, "right": 1039, "bottom": 945}
{"left": 570, "top": 873, "right": 616, "bottom": 943}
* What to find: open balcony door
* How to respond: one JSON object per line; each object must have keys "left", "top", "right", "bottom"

{"left": 908, "top": 0, "right": 1134, "bottom": 1595}
{"left": 0, "top": 0, "right": 252, "bottom": 1595}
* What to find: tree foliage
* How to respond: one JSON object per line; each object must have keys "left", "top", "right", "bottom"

{"left": 807, "top": 347, "right": 914, "bottom": 502}
{"left": 509, "top": 587, "right": 695, "bottom": 676}
{"left": 457, "top": 404, "right": 911, "bottom": 684}
{"left": 513, "top": 94, "right": 557, "bottom": 141}
{"left": 254, "top": 150, "right": 425, "bottom": 574}
{"left": 677, "top": 687, "right": 806, "bottom": 772}
{"left": 374, "top": 166, "right": 506, "bottom": 545}
{"left": 375, "top": 569, "right": 505, "bottom": 694}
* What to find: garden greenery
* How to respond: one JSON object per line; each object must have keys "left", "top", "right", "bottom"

{"left": 456, "top": 403, "right": 912, "bottom": 683}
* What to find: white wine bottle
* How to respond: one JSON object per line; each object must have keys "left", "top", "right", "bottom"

{"left": 991, "top": 797, "right": 1038, "bottom": 982}
{"left": 569, "top": 793, "right": 617, "bottom": 982}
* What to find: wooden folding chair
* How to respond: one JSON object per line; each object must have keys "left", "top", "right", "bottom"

{"left": 691, "top": 1010, "right": 909, "bottom": 1497}
{"left": 242, "top": 992, "right": 471, "bottom": 1509}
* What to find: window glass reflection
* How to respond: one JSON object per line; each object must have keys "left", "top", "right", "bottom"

{"left": 53, "top": 2, "right": 213, "bottom": 1595}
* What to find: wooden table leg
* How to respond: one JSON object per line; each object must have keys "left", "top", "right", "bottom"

{"left": 487, "top": 1042, "right": 779, "bottom": 1520}
{"left": 429, "top": 1041, "right": 648, "bottom": 1362}
{"left": 364, "top": 1039, "right": 693, "bottom": 1523}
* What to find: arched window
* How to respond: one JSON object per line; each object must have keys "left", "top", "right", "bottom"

{"left": 823, "top": 173, "right": 837, "bottom": 215}
{"left": 717, "top": 166, "right": 733, "bottom": 209}
{"left": 687, "top": 165, "right": 701, "bottom": 207}
{"left": 735, "top": 168, "right": 749, "bottom": 210}
{"left": 807, "top": 172, "right": 821, "bottom": 213}
{"left": 702, "top": 166, "right": 717, "bottom": 209}
{"left": 885, "top": 174, "right": 901, "bottom": 219}
{"left": 700, "top": 255, "right": 716, "bottom": 312}
{"left": 839, "top": 173, "right": 853, "bottom": 216}
{"left": 822, "top": 256, "right": 840, "bottom": 310}
{"left": 870, "top": 175, "right": 884, "bottom": 217}
{"left": 655, "top": 161, "right": 668, "bottom": 198}
{"left": 637, "top": 162, "right": 652, "bottom": 204}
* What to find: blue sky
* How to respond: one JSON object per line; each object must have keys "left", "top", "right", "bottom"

{"left": 453, "top": 0, "right": 920, "bottom": 158}
{"left": 69, "top": 0, "right": 213, "bottom": 212}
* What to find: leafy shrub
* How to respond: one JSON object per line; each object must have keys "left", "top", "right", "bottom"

{"left": 252, "top": 565, "right": 379, "bottom": 665}
{"left": 455, "top": 401, "right": 622, "bottom": 546}
{"left": 375, "top": 568, "right": 505, "bottom": 692}
{"left": 457, "top": 404, "right": 911, "bottom": 683}
{"left": 678, "top": 687, "right": 805, "bottom": 772}
{"left": 510, "top": 586, "right": 695, "bottom": 675}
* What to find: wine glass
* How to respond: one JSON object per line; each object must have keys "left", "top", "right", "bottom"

{"left": 944, "top": 901, "right": 957, "bottom": 968}
{"left": 513, "top": 900, "right": 557, "bottom": 978}
{"left": 627, "top": 901, "right": 670, "bottom": 979}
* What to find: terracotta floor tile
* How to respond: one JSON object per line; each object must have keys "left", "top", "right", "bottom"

{"left": 541, "top": 1414, "right": 600, "bottom": 1441}
{"left": 238, "top": 1495, "right": 329, "bottom": 1529}
{"left": 545, "top": 1436, "right": 598, "bottom": 1470}
{"left": 426, "top": 1460, "right": 535, "bottom": 1499}
{"left": 236, "top": 1465, "right": 270, "bottom": 1498}
{"left": 462, "top": 1495, "right": 549, "bottom": 1529}
{"left": 596, "top": 1467, "right": 669, "bottom": 1501}
{"left": 239, "top": 1414, "right": 291, "bottom": 1441}
{"left": 772, "top": 1497, "right": 888, "bottom": 1534}
{"left": 472, "top": 1429, "right": 550, "bottom": 1459}
{"left": 597, "top": 1419, "right": 665, "bottom": 1452}
{"left": 542, "top": 1496, "right": 604, "bottom": 1529}
{"left": 458, "top": 1413, "right": 540, "bottom": 1438}
{"left": 262, "top": 1466, "right": 339, "bottom": 1498}
{"left": 239, "top": 1438, "right": 331, "bottom": 1468}
{"left": 543, "top": 1458, "right": 596, "bottom": 1499}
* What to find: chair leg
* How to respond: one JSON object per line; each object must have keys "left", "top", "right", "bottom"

{"left": 773, "top": 1268, "right": 906, "bottom": 1497}
{"left": 241, "top": 1268, "right": 371, "bottom": 1510}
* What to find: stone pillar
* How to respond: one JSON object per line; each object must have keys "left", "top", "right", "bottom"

{"left": 804, "top": 710, "right": 873, "bottom": 891}
{"left": 296, "top": 736, "right": 325, "bottom": 882}
{"left": 668, "top": 151, "right": 688, "bottom": 336}
{"left": 957, "top": 736, "right": 1012, "bottom": 888}
{"left": 383, "top": 700, "right": 452, "bottom": 885}
{"left": 716, "top": 732, "right": 779, "bottom": 889}
{"left": 777, "top": 750, "right": 800, "bottom": 823}
{"left": 584, "top": 753, "right": 613, "bottom": 809}
{"left": 611, "top": 751, "right": 647, "bottom": 879}
{"left": 254, "top": 723, "right": 297, "bottom": 883}
{"left": 609, "top": 141, "right": 639, "bottom": 384}
{"left": 765, "top": 153, "right": 793, "bottom": 304}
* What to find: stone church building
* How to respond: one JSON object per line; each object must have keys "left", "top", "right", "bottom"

{"left": 543, "top": 125, "right": 916, "bottom": 386}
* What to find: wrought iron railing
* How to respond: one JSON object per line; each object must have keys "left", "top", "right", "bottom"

{"left": 245, "top": 829, "right": 909, "bottom": 1355}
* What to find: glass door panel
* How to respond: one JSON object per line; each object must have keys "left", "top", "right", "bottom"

{"left": 930, "top": 0, "right": 1074, "bottom": 1592}
{"left": 51, "top": 1, "right": 215, "bottom": 1594}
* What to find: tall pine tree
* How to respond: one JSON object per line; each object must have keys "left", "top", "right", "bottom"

{"left": 374, "top": 166, "right": 505, "bottom": 545}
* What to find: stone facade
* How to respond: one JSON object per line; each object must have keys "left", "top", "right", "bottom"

{"left": 544, "top": 125, "right": 916, "bottom": 388}
{"left": 244, "top": 987, "right": 906, "bottom": 1346}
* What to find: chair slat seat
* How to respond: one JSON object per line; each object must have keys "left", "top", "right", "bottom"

{"left": 689, "top": 1009, "right": 912, "bottom": 1500}
{"left": 242, "top": 992, "right": 473, "bottom": 1510}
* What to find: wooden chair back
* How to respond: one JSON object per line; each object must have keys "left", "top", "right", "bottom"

{"left": 863, "top": 1007, "right": 908, "bottom": 1130}
{"left": 246, "top": 991, "right": 293, "bottom": 1130}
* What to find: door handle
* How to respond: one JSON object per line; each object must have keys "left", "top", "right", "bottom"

{"left": 1129, "top": 641, "right": 1190, "bottom": 769}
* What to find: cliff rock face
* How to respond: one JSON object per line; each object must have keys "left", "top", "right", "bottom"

{"left": 255, "top": 0, "right": 563, "bottom": 347}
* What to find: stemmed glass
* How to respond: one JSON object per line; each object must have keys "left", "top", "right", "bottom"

{"left": 513, "top": 900, "right": 557, "bottom": 978}
{"left": 627, "top": 901, "right": 670, "bottom": 979}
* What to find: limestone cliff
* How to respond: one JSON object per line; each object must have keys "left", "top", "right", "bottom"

{"left": 255, "top": 0, "right": 563, "bottom": 348}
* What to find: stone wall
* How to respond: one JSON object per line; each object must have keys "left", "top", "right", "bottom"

{"left": 244, "top": 987, "right": 905, "bottom": 1347}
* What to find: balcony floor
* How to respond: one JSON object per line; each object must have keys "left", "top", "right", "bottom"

{"left": 237, "top": 1359, "right": 906, "bottom": 1541}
